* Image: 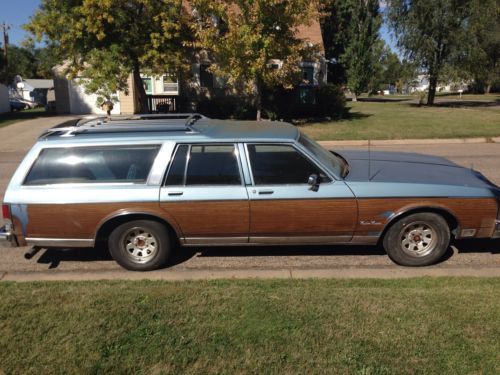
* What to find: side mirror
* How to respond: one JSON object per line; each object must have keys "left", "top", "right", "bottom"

{"left": 308, "top": 173, "right": 320, "bottom": 192}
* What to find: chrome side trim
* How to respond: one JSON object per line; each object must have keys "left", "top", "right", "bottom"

{"left": 184, "top": 237, "right": 248, "bottom": 245}
{"left": 25, "top": 238, "right": 95, "bottom": 248}
{"left": 250, "top": 236, "right": 352, "bottom": 244}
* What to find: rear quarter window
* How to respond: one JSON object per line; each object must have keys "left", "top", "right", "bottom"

{"left": 23, "top": 145, "right": 161, "bottom": 185}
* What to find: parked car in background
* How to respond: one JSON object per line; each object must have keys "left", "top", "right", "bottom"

{"left": 9, "top": 98, "right": 27, "bottom": 111}
{"left": 1, "top": 114, "right": 499, "bottom": 271}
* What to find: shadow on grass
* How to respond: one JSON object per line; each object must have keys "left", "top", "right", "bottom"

{"left": 357, "top": 97, "right": 413, "bottom": 103}
{"left": 0, "top": 108, "right": 54, "bottom": 128}
{"left": 408, "top": 100, "right": 500, "bottom": 108}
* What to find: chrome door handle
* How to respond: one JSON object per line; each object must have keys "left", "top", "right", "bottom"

{"left": 258, "top": 190, "right": 274, "bottom": 195}
{"left": 168, "top": 191, "right": 184, "bottom": 196}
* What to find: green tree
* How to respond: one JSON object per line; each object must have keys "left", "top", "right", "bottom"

{"left": 387, "top": 0, "right": 470, "bottom": 105}
{"left": 0, "top": 44, "right": 38, "bottom": 84}
{"left": 466, "top": 0, "right": 500, "bottom": 93}
{"left": 26, "top": 0, "right": 189, "bottom": 112}
{"left": 321, "top": 0, "right": 381, "bottom": 100}
{"left": 192, "top": 0, "right": 320, "bottom": 120}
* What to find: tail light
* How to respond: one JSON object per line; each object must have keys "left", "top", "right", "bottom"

{"left": 2, "top": 204, "right": 10, "bottom": 221}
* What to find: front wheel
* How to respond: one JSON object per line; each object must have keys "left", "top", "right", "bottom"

{"left": 383, "top": 213, "right": 450, "bottom": 266}
{"left": 108, "top": 220, "right": 171, "bottom": 271}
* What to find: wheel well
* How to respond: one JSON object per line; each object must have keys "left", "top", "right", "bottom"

{"left": 95, "top": 214, "right": 180, "bottom": 247}
{"left": 379, "top": 208, "right": 459, "bottom": 244}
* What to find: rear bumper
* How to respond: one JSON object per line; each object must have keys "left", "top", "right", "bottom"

{"left": 0, "top": 225, "right": 17, "bottom": 247}
{"left": 493, "top": 220, "right": 500, "bottom": 239}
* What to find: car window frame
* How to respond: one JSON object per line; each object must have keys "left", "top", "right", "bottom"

{"left": 244, "top": 142, "right": 334, "bottom": 187}
{"left": 22, "top": 144, "right": 163, "bottom": 187}
{"left": 163, "top": 142, "right": 245, "bottom": 187}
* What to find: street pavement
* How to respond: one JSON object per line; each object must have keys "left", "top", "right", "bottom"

{"left": 0, "top": 116, "right": 499, "bottom": 279}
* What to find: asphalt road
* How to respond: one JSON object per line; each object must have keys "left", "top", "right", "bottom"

{"left": 0, "top": 117, "right": 499, "bottom": 275}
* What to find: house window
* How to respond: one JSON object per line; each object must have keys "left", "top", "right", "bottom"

{"left": 142, "top": 78, "right": 153, "bottom": 94}
{"left": 200, "top": 64, "right": 214, "bottom": 88}
{"left": 162, "top": 75, "right": 178, "bottom": 93}
{"left": 301, "top": 66, "right": 314, "bottom": 85}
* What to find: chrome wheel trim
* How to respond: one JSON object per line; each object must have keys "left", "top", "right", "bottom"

{"left": 121, "top": 227, "right": 158, "bottom": 264}
{"left": 399, "top": 221, "right": 437, "bottom": 258}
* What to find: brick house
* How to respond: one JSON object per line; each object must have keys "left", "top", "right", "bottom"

{"left": 53, "top": 8, "right": 326, "bottom": 115}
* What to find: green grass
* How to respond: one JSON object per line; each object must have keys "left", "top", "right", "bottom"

{"left": 300, "top": 94, "right": 500, "bottom": 141}
{"left": 0, "top": 278, "right": 499, "bottom": 374}
{"left": 0, "top": 108, "right": 53, "bottom": 128}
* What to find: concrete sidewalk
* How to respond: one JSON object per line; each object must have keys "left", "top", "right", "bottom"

{"left": 1, "top": 266, "right": 499, "bottom": 282}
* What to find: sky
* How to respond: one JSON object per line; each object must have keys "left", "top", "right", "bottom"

{"left": 0, "top": 0, "right": 41, "bottom": 45}
{"left": 1, "top": 0, "right": 398, "bottom": 51}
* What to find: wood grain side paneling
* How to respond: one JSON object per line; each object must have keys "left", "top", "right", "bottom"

{"left": 355, "top": 197, "right": 498, "bottom": 237}
{"left": 26, "top": 203, "right": 180, "bottom": 239}
{"left": 160, "top": 200, "right": 249, "bottom": 237}
{"left": 249, "top": 199, "right": 358, "bottom": 237}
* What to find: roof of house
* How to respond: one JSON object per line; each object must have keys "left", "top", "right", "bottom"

{"left": 23, "top": 79, "right": 54, "bottom": 90}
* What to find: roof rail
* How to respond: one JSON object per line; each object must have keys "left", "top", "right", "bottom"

{"left": 39, "top": 113, "right": 209, "bottom": 139}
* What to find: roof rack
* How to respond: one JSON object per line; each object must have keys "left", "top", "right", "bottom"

{"left": 39, "top": 113, "right": 209, "bottom": 139}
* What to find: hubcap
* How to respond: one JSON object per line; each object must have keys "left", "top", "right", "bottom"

{"left": 122, "top": 227, "right": 158, "bottom": 264}
{"left": 399, "top": 221, "right": 437, "bottom": 257}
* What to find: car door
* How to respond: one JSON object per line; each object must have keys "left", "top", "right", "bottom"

{"left": 244, "top": 143, "right": 357, "bottom": 244}
{"left": 159, "top": 143, "right": 250, "bottom": 245}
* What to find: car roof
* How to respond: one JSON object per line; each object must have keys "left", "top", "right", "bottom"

{"left": 39, "top": 115, "right": 300, "bottom": 144}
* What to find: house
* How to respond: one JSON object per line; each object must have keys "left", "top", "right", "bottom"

{"left": 410, "top": 74, "right": 470, "bottom": 94}
{"left": 53, "top": 6, "right": 326, "bottom": 115}
{"left": 10, "top": 76, "right": 55, "bottom": 108}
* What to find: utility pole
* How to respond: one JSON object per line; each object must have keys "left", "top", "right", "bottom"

{"left": 1, "top": 22, "right": 10, "bottom": 84}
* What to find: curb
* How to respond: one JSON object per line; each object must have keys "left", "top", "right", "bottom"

{"left": 1, "top": 266, "right": 499, "bottom": 282}
{"left": 318, "top": 137, "right": 494, "bottom": 147}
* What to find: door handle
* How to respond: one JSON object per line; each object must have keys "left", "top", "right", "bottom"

{"left": 168, "top": 191, "right": 184, "bottom": 196}
{"left": 258, "top": 190, "right": 274, "bottom": 195}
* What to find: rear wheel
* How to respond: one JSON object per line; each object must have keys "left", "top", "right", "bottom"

{"left": 383, "top": 213, "right": 450, "bottom": 266}
{"left": 108, "top": 220, "right": 171, "bottom": 271}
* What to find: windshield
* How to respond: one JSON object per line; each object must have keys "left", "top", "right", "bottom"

{"left": 298, "top": 133, "right": 349, "bottom": 178}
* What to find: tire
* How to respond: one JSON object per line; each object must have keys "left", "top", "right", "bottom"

{"left": 382, "top": 213, "right": 450, "bottom": 267}
{"left": 108, "top": 220, "right": 171, "bottom": 271}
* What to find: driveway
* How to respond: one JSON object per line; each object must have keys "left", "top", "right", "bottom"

{"left": 0, "top": 117, "right": 499, "bottom": 278}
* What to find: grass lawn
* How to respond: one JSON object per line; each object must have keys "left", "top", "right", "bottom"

{"left": 0, "top": 108, "right": 53, "bottom": 129}
{"left": 0, "top": 278, "right": 498, "bottom": 374}
{"left": 300, "top": 94, "right": 500, "bottom": 141}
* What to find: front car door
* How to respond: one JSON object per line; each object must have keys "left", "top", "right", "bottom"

{"left": 243, "top": 143, "right": 357, "bottom": 244}
{"left": 159, "top": 143, "right": 249, "bottom": 245}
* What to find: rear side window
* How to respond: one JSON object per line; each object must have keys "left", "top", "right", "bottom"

{"left": 24, "top": 146, "right": 160, "bottom": 185}
{"left": 165, "top": 144, "right": 241, "bottom": 186}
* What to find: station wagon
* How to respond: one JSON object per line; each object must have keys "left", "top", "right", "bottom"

{"left": 1, "top": 114, "right": 499, "bottom": 270}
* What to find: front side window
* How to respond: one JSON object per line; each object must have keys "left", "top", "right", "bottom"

{"left": 24, "top": 146, "right": 160, "bottom": 185}
{"left": 165, "top": 144, "right": 241, "bottom": 186}
{"left": 247, "top": 144, "right": 329, "bottom": 185}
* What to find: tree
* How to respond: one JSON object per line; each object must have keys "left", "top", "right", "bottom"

{"left": 0, "top": 44, "right": 38, "bottom": 84}
{"left": 321, "top": 0, "right": 381, "bottom": 100}
{"left": 26, "top": 0, "right": 190, "bottom": 113}
{"left": 387, "top": 0, "right": 470, "bottom": 105}
{"left": 466, "top": 0, "right": 500, "bottom": 93}
{"left": 192, "top": 0, "right": 320, "bottom": 120}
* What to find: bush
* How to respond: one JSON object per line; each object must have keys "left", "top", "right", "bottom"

{"left": 262, "top": 84, "right": 347, "bottom": 120}
{"left": 194, "top": 96, "right": 256, "bottom": 120}
{"left": 315, "top": 84, "right": 347, "bottom": 119}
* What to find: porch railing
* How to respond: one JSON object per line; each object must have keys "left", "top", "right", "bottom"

{"left": 146, "top": 95, "right": 178, "bottom": 113}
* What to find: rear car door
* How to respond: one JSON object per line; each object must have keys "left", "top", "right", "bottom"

{"left": 159, "top": 143, "right": 250, "bottom": 245}
{"left": 244, "top": 143, "right": 357, "bottom": 244}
